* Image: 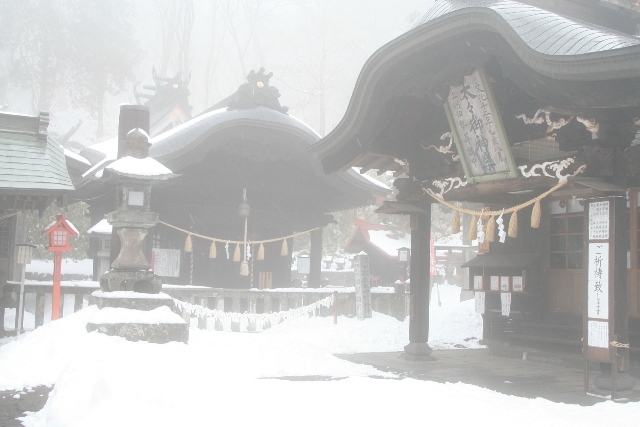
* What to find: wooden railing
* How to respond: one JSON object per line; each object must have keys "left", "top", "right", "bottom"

{"left": 2, "top": 282, "right": 409, "bottom": 335}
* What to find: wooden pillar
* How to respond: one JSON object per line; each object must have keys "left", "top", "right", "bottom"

{"left": 404, "top": 206, "right": 433, "bottom": 359}
{"left": 309, "top": 228, "right": 322, "bottom": 288}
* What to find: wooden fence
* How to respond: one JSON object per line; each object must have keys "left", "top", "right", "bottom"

{"left": 2, "top": 282, "right": 409, "bottom": 335}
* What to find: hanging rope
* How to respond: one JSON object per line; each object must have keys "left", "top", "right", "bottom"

{"left": 159, "top": 221, "right": 320, "bottom": 245}
{"left": 0, "top": 212, "right": 20, "bottom": 221}
{"left": 424, "top": 178, "right": 568, "bottom": 216}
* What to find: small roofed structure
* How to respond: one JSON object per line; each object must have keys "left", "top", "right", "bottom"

{"left": 345, "top": 219, "right": 411, "bottom": 285}
{"left": 0, "top": 111, "right": 74, "bottom": 285}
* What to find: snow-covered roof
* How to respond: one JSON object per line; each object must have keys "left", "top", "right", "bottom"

{"left": 351, "top": 168, "right": 391, "bottom": 190}
{"left": 88, "top": 136, "right": 118, "bottom": 160}
{"left": 87, "top": 219, "right": 112, "bottom": 235}
{"left": 44, "top": 218, "right": 78, "bottom": 234}
{"left": 367, "top": 229, "right": 411, "bottom": 258}
{"left": 105, "top": 156, "right": 173, "bottom": 179}
{"left": 63, "top": 147, "right": 91, "bottom": 166}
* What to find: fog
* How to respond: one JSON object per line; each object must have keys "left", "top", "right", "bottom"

{"left": 0, "top": 0, "right": 433, "bottom": 145}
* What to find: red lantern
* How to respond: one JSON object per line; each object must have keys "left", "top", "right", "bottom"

{"left": 43, "top": 214, "right": 78, "bottom": 320}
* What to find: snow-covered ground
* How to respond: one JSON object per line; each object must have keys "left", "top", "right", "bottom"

{"left": 0, "top": 284, "right": 635, "bottom": 426}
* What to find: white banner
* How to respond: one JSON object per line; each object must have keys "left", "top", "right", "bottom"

{"left": 588, "top": 201, "right": 609, "bottom": 241}
{"left": 474, "top": 292, "right": 485, "bottom": 315}
{"left": 501, "top": 292, "right": 511, "bottom": 317}
{"left": 587, "top": 243, "right": 609, "bottom": 320}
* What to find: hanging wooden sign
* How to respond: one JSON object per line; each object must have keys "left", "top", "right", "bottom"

{"left": 444, "top": 68, "right": 517, "bottom": 183}
{"left": 475, "top": 291, "right": 485, "bottom": 314}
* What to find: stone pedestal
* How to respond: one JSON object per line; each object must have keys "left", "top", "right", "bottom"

{"left": 87, "top": 291, "right": 189, "bottom": 344}
{"left": 401, "top": 342, "right": 435, "bottom": 362}
{"left": 99, "top": 269, "right": 162, "bottom": 293}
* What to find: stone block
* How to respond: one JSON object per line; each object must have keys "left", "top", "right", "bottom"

{"left": 99, "top": 270, "right": 162, "bottom": 293}
{"left": 93, "top": 291, "right": 173, "bottom": 311}
{"left": 87, "top": 322, "right": 189, "bottom": 344}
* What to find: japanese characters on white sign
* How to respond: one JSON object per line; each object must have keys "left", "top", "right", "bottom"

{"left": 588, "top": 243, "right": 609, "bottom": 320}
{"left": 501, "top": 292, "right": 511, "bottom": 317}
{"left": 475, "top": 292, "right": 485, "bottom": 314}
{"left": 588, "top": 201, "right": 609, "bottom": 240}
{"left": 490, "top": 276, "right": 499, "bottom": 291}
{"left": 473, "top": 275, "right": 484, "bottom": 290}
{"left": 151, "top": 248, "right": 181, "bottom": 277}
{"left": 446, "top": 69, "right": 511, "bottom": 179}
{"left": 512, "top": 276, "right": 523, "bottom": 292}
{"left": 587, "top": 320, "right": 609, "bottom": 348}
{"left": 500, "top": 276, "right": 510, "bottom": 292}
{"left": 354, "top": 253, "right": 372, "bottom": 320}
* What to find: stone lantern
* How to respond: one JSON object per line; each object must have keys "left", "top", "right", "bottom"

{"left": 98, "top": 128, "right": 176, "bottom": 293}
{"left": 87, "top": 114, "right": 187, "bottom": 344}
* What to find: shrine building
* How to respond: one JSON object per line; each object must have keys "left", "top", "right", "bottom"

{"left": 73, "top": 69, "right": 389, "bottom": 289}
{"left": 310, "top": 0, "right": 640, "bottom": 387}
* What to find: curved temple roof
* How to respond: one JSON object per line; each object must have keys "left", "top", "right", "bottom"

{"left": 310, "top": 0, "right": 640, "bottom": 172}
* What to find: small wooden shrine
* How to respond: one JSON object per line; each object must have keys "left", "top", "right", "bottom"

{"left": 74, "top": 69, "right": 389, "bottom": 289}
{"left": 311, "top": 0, "right": 640, "bottom": 389}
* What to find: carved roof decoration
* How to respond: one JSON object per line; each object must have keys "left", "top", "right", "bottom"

{"left": 227, "top": 68, "right": 289, "bottom": 114}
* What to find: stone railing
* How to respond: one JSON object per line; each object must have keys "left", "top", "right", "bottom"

{"left": 2, "top": 282, "right": 409, "bottom": 335}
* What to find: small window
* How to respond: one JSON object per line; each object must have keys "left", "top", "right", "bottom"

{"left": 128, "top": 191, "right": 145, "bottom": 206}
{"left": 53, "top": 230, "right": 67, "bottom": 246}
{"left": 549, "top": 200, "right": 584, "bottom": 270}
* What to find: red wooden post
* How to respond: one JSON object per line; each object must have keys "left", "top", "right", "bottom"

{"left": 52, "top": 251, "right": 62, "bottom": 320}
{"left": 43, "top": 214, "right": 78, "bottom": 321}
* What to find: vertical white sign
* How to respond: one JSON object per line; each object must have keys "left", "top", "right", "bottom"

{"left": 588, "top": 243, "right": 609, "bottom": 320}
{"left": 587, "top": 320, "right": 609, "bottom": 348}
{"left": 354, "top": 253, "right": 372, "bottom": 320}
{"left": 512, "top": 276, "right": 523, "bottom": 292}
{"left": 500, "top": 276, "right": 510, "bottom": 292}
{"left": 475, "top": 291, "right": 485, "bottom": 314}
{"left": 588, "top": 201, "right": 609, "bottom": 240}
{"left": 490, "top": 276, "right": 499, "bottom": 291}
{"left": 501, "top": 292, "right": 511, "bottom": 317}
{"left": 473, "top": 275, "right": 484, "bottom": 290}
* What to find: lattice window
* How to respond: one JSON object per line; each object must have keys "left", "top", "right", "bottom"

{"left": 549, "top": 199, "right": 584, "bottom": 270}
{"left": 53, "top": 230, "right": 67, "bottom": 246}
{"left": 0, "top": 218, "right": 10, "bottom": 259}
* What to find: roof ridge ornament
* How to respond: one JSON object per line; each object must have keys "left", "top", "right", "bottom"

{"left": 228, "top": 67, "right": 289, "bottom": 114}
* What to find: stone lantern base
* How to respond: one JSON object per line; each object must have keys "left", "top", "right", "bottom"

{"left": 87, "top": 290, "right": 189, "bottom": 344}
{"left": 99, "top": 269, "right": 163, "bottom": 293}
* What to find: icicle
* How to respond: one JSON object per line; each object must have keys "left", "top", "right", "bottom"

{"left": 451, "top": 210, "right": 460, "bottom": 234}
{"left": 468, "top": 215, "right": 478, "bottom": 241}
{"left": 233, "top": 244, "right": 241, "bottom": 262}
{"left": 240, "top": 260, "right": 249, "bottom": 276}
{"left": 485, "top": 215, "right": 496, "bottom": 243}
{"left": 281, "top": 239, "right": 288, "bottom": 256}
{"left": 184, "top": 235, "right": 193, "bottom": 253}
{"left": 508, "top": 211, "right": 518, "bottom": 238}
{"left": 531, "top": 199, "right": 541, "bottom": 228}
{"left": 257, "top": 243, "right": 265, "bottom": 261}
{"left": 209, "top": 241, "right": 217, "bottom": 258}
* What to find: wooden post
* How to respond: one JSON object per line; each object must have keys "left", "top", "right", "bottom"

{"left": 35, "top": 293, "right": 45, "bottom": 327}
{"left": 309, "top": 228, "right": 322, "bottom": 288}
{"left": 333, "top": 291, "right": 338, "bottom": 324}
{"left": 51, "top": 251, "right": 62, "bottom": 320}
{"left": 198, "top": 297, "right": 207, "bottom": 330}
{"left": 74, "top": 294, "right": 84, "bottom": 312}
{"left": 404, "top": 206, "right": 433, "bottom": 359}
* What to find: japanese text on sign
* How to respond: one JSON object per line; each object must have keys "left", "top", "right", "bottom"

{"left": 490, "top": 276, "right": 499, "bottom": 291}
{"left": 151, "top": 248, "right": 181, "bottom": 277}
{"left": 587, "top": 320, "right": 609, "bottom": 349}
{"left": 588, "top": 243, "right": 609, "bottom": 320}
{"left": 588, "top": 201, "right": 609, "bottom": 240}
{"left": 501, "top": 292, "right": 511, "bottom": 317}
{"left": 512, "top": 276, "right": 523, "bottom": 292}
{"left": 475, "top": 292, "right": 485, "bottom": 314}
{"left": 447, "top": 70, "right": 510, "bottom": 178}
